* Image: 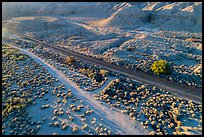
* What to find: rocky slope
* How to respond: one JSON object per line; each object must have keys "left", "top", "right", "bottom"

{"left": 92, "top": 2, "right": 202, "bottom": 32}
{"left": 3, "top": 2, "right": 202, "bottom": 32}
{"left": 148, "top": 2, "right": 202, "bottom": 32}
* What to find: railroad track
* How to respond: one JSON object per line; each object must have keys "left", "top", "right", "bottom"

{"left": 4, "top": 28, "right": 202, "bottom": 104}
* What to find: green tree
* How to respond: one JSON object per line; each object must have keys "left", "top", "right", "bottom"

{"left": 151, "top": 60, "right": 171, "bottom": 75}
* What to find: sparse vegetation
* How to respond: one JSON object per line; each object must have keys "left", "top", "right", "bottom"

{"left": 2, "top": 2, "right": 202, "bottom": 134}
{"left": 97, "top": 77, "right": 202, "bottom": 135}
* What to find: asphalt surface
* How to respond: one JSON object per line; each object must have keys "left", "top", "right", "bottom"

{"left": 5, "top": 29, "right": 202, "bottom": 104}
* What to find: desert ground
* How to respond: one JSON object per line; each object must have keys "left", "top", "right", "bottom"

{"left": 2, "top": 2, "right": 202, "bottom": 135}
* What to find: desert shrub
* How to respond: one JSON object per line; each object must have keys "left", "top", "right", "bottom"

{"left": 79, "top": 68, "right": 94, "bottom": 77}
{"left": 100, "top": 69, "right": 109, "bottom": 76}
{"left": 2, "top": 97, "right": 29, "bottom": 118}
{"left": 65, "top": 56, "right": 76, "bottom": 65}
{"left": 78, "top": 68, "right": 86, "bottom": 74}
{"left": 79, "top": 68, "right": 105, "bottom": 82}
{"left": 88, "top": 71, "right": 96, "bottom": 78}
{"left": 185, "top": 38, "right": 200, "bottom": 43}
{"left": 127, "top": 45, "right": 135, "bottom": 51}
{"left": 16, "top": 55, "right": 24, "bottom": 60}
{"left": 151, "top": 60, "right": 171, "bottom": 75}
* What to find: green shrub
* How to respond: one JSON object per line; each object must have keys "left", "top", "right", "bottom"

{"left": 151, "top": 60, "right": 171, "bottom": 75}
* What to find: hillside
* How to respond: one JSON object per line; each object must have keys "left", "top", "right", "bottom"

{"left": 91, "top": 2, "right": 202, "bottom": 32}
{"left": 91, "top": 3, "right": 149, "bottom": 29}
{"left": 148, "top": 2, "right": 202, "bottom": 32}
{"left": 3, "top": 2, "right": 202, "bottom": 32}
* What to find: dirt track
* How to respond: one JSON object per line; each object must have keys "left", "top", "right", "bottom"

{"left": 5, "top": 30, "right": 202, "bottom": 104}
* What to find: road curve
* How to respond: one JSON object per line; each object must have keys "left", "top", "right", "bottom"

{"left": 9, "top": 44, "right": 150, "bottom": 135}
{"left": 5, "top": 30, "right": 202, "bottom": 104}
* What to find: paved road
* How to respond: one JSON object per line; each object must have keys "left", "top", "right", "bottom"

{"left": 5, "top": 29, "right": 202, "bottom": 104}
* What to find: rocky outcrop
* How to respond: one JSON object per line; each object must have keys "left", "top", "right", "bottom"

{"left": 92, "top": 4, "right": 150, "bottom": 29}
{"left": 147, "top": 2, "right": 202, "bottom": 32}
